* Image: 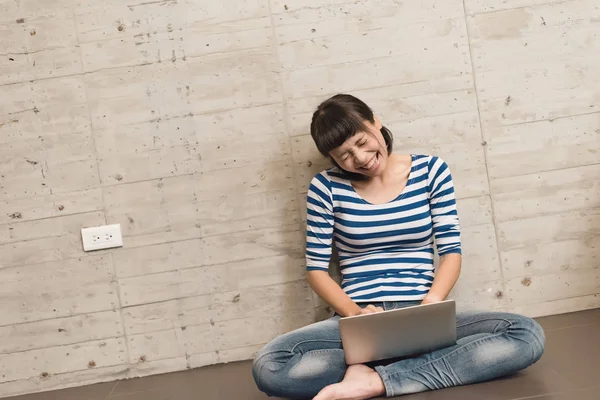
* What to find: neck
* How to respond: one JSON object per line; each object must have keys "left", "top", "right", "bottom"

{"left": 376, "top": 153, "right": 409, "bottom": 182}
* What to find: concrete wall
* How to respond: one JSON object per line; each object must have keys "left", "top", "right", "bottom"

{"left": 1, "top": 0, "right": 599, "bottom": 396}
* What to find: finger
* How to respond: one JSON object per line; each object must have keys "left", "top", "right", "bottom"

{"left": 360, "top": 305, "right": 382, "bottom": 315}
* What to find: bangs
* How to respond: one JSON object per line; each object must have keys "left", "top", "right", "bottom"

{"left": 310, "top": 108, "right": 371, "bottom": 156}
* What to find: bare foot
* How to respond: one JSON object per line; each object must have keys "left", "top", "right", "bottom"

{"left": 313, "top": 364, "right": 386, "bottom": 400}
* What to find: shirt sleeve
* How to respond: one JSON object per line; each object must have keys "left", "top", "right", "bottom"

{"left": 427, "top": 156, "right": 462, "bottom": 256}
{"left": 305, "top": 172, "right": 335, "bottom": 271}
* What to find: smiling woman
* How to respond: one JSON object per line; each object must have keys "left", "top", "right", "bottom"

{"left": 310, "top": 94, "right": 393, "bottom": 181}
{"left": 251, "top": 94, "right": 546, "bottom": 400}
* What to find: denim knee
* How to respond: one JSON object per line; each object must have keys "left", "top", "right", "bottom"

{"left": 528, "top": 318, "right": 546, "bottom": 362}
{"left": 252, "top": 349, "right": 289, "bottom": 395}
{"left": 251, "top": 356, "right": 264, "bottom": 392}
{"left": 252, "top": 352, "right": 273, "bottom": 394}
{"left": 513, "top": 315, "right": 546, "bottom": 363}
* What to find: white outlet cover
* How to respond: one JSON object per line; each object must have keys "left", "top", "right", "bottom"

{"left": 81, "top": 224, "right": 123, "bottom": 252}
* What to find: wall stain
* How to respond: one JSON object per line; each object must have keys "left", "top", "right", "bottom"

{"left": 438, "top": 19, "right": 454, "bottom": 36}
{"left": 128, "top": 0, "right": 178, "bottom": 11}
{"left": 0, "top": 119, "right": 19, "bottom": 129}
{"left": 477, "top": 9, "right": 532, "bottom": 40}
{"left": 521, "top": 277, "right": 532, "bottom": 287}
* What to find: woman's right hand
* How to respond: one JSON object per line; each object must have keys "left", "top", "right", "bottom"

{"left": 354, "top": 304, "right": 384, "bottom": 315}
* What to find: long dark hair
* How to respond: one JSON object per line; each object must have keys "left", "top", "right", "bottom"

{"left": 310, "top": 94, "right": 393, "bottom": 181}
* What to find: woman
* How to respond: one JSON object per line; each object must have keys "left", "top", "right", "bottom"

{"left": 252, "top": 94, "right": 545, "bottom": 400}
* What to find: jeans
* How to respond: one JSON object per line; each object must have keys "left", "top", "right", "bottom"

{"left": 252, "top": 301, "right": 545, "bottom": 399}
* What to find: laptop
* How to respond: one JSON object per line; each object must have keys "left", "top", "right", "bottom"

{"left": 339, "top": 300, "right": 457, "bottom": 365}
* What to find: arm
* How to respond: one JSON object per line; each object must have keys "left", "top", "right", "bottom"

{"left": 422, "top": 157, "right": 463, "bottom": 304}
{"left": 307, "top": 270, "right": 363, "bottom": 317}
{"left": 305, "top": 173, "right": 381, "bottom": 317}
{"left": 422, "top": 253, "right": 461, "bottom": 304}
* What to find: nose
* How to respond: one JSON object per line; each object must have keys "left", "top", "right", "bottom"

{"left": 353, "top": 150, "right": 370, "bottom": 167}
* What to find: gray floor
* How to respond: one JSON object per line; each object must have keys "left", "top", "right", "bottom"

{"left": 6, "top": 309, "right": 600, "bottom": 400}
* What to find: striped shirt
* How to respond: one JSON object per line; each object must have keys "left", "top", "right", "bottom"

{"left": 305, "top": 154, "right": 461, "bottom": 302}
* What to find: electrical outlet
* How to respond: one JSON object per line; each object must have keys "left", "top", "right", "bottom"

{"left": 81, "top": 224, "right": 123, "bottom": 251}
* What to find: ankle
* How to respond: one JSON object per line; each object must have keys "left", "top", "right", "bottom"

{"left": 368, "top": 370, "right": 386, "bottom": 396}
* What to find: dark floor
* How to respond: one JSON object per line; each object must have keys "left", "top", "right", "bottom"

{"left": 6, "top": 309, "right": 600, "bottom": 400}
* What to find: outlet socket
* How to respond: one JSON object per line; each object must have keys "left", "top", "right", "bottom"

{"left": 81, "top": 224, "right": 123, "bottom": 251}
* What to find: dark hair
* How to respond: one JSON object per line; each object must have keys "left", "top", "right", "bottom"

{"left": 310, "top": 94, "right": 393, "bottom": 180}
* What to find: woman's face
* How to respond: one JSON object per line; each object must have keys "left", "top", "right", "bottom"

{"left": 329, "top": 117, "right": 388, "bottom": 178}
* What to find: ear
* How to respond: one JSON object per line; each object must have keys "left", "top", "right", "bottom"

{"left": 373, "top": 115, "right": 383, "bottom": 130}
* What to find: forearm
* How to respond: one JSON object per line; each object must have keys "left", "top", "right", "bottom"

{"left": 423, "top": 253, "right": 462, "bottom": 303}
{"left": 307, "top": 270, "right": 362, "bottom": 317}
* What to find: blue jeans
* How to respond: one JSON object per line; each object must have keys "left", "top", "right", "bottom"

{"left": 252, "top": 302, "right": 545, "bottom": 399}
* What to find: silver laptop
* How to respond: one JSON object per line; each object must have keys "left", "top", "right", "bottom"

{"left": 339, "top": 300, "right": 457, "bottom": 365}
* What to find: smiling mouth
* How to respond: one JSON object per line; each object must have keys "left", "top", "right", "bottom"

{"left": 360, "top": 153, "right": 379, "bottom": 171}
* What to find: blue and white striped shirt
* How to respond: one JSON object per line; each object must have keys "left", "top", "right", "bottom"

{"left": 305, "top": 155, "right": 461, "bottom": 302}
